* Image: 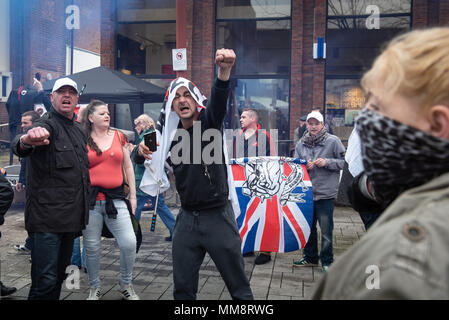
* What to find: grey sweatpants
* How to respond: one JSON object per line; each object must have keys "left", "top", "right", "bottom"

{"left": 172, "top": 201, "right": 254, "bottom": 300}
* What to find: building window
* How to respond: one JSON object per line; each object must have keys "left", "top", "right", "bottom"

{"left": 217, "top": 0, "right": 292, "bottom": 156}
{"left": 325, "top": 0, "right": 411, "bottom": 143}
{"left": 116, "top": 0, "right": 176, "bottom": 132}
{"left": 117, "top": 0, "right": 176, "bottom": 77}
{"left": 217, "top": 20, "right": 291, "bottom": 76}
{"left": 117, "top": 0, "right": 176, "bottom": 22}
{"left": 117, "top": 23, "right": 176, "bottom": 76}
{"left": 217, "top": 0, "right": 291, "bottom": 19}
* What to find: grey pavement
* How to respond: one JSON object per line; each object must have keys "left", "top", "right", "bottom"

{"left": 0, "top": 203, "right": 365, "bottom": 300}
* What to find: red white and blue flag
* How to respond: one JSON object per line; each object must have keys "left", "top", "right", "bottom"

{"left": 231, "top": 157, "right": 313, "bottom": 253}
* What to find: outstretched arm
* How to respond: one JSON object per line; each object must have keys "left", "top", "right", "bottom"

{"left": 12, "top": 126, "right": 51, "bottom": 158}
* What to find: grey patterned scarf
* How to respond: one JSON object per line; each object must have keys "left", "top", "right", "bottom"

{"left": 301, "top": 127, "right": 328, "bottom": 147}
{"left": 355, "top": 107, "right": 449, "bottom": 205}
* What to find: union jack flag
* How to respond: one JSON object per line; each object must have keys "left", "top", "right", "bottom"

{"left": 231, "top": 157, "right": 313, "bottom": 253}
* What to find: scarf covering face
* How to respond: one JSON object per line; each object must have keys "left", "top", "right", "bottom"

{"left": 139, "top": 77, "right": 241, "bottom": 215}
{"left": 355, "top": 107, "right": 449, "bottom": 205}
{"left": 301, "top": 126, "right": 328, "bottom": 147}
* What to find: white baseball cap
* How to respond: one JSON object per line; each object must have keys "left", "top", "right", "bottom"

{"left": 52, "top": 77, "right": 78, "bottom": 94}
{"left": 306, "top": 111, "right": 324, "bottom": 123}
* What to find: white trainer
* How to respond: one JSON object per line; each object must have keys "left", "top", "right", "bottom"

{"left": 119, "top": 284, "right": 140, "bottom": 300}
{"left": 87, "top": 287, "right": 101, "bottom": 300}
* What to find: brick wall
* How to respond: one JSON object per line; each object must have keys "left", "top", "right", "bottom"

{"left": 440, "top": 0, "right": 449, "bottom": 25}
{"left": 10, "top": 0, "right": 68, "bottom": 88}
{"left": 100, "top": 0, "right": 116, "bottom": 124}
{"left": 29, "top": 0, "right": 69, "bottom": 86}
{"left": 100, "top": 0, "right": 115, "bottom": 69}
{"left": 289, "top": 0, "right": 304, "bottom": 140}
{"left": 289, "top": 0, "right": 326, "bottom": 143}
{"left": 10, "top": 0, "right": 101, "bottom": 88}
{"left": 412, "top": 0, "right": 447, "bottom": 28}
{"left": 74, "top": 0, "right": 101, "bottom": 54}
{"left": 175, "top": 0, "right": 193, "bottom": 82}
{"left": 190, "top": 0, "right": 215, "bottom": 98}
{"left": 312, "top": 0, "right": 326, "bottom": 112}
{"left": 413, "top": 0, "right": 429, "bottom": 28}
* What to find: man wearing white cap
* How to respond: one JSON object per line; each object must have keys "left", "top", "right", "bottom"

{"left": 293, "top": 110, "right": 345, "bottom": 272}
{"left": 12, "top": 78, "right": 90, "bottom": 300}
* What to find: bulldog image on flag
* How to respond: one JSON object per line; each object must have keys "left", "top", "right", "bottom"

{"left": 231, "top": 156, "right": 313, "bottom": 254}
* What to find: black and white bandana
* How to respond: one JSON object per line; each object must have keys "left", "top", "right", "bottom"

{"left": 355, "top": 107, "right": 449, "bottom": 205}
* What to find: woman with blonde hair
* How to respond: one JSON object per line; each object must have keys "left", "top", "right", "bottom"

{"left": 80, "top": 100, "right": 139, "bottom": 300}
{"left": 132, "top": 114, "right": 176, "bottom": 240}
{"left": 311, "top": 27, "right": 449, "bottom": 299}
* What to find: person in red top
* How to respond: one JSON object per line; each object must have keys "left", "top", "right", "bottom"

{"left": 233, "top": 108, "right": 277, "bottom": 265}
{"left": 80, "top": 100, "right": 139, "bottom": 300}
{"left": 233, "top": 108, "right": 277, "bottom": 159}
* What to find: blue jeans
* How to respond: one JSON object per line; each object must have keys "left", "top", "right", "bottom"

{"left": 303, "top": 199, "right": 335, "bottom": 266}
{"left": 83, "top": 200, "right": 136, "bottom": 288}
{"left": 28, "top": 232, "right": 76, "bottom": 300}
{"left": 135, "top": 193, "right": 175, "bottom": 236}
{"left": 70, "top": 237, "right": 86, "bottom": 269}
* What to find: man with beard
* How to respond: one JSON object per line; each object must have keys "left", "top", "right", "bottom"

{"left": 138, "top": 49, "right": 253, "bottom": 300}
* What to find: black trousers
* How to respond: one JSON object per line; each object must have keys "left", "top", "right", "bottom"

{"left": 172, "top": 201, "right": 253, "bottom": 300}
{"left": 28, "top": 232, "right": 76, "bottom": 300}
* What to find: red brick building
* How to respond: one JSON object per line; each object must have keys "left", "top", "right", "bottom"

{"left": 3, "top": 0, "right": 449, "bottom": 154}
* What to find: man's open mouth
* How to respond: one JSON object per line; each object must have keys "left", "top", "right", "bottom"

{"left": 180, "top": 105, "right": 190, "bottom": 112}
{"left": 62, "top": 100, "right": 71, "bottom": 105}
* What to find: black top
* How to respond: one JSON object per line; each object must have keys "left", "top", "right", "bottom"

{"left": 170, "top": 79, "right": 230, "bottom": 211}
{"left": 232, "top": 126, "right": 273, "bottom": 158}
{"left": 6, "top": 86, "right": 51, "bottom": 127}
{"left": 0, "top": 174, "right": 14, "bottom": 226}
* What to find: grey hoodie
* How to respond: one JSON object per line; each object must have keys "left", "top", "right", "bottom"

{"left": 294, "top": 133, "right": 345, "bottom": 201}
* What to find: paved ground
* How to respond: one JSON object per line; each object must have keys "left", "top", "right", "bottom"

{"left": 0, "top": 203, "right": 365, "bottom": 300}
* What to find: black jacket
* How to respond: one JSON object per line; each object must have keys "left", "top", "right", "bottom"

{"left": 0, "top": 174, "right": 14, "bottom": 227}
{"left": 19, "top": 157, "right": 27, "bottom": 185}
{"left": 12, "top": 109, "right": 90, "bottom": 233}
{"left": 6, "top": 86, "right": 51, "bottom": 128}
